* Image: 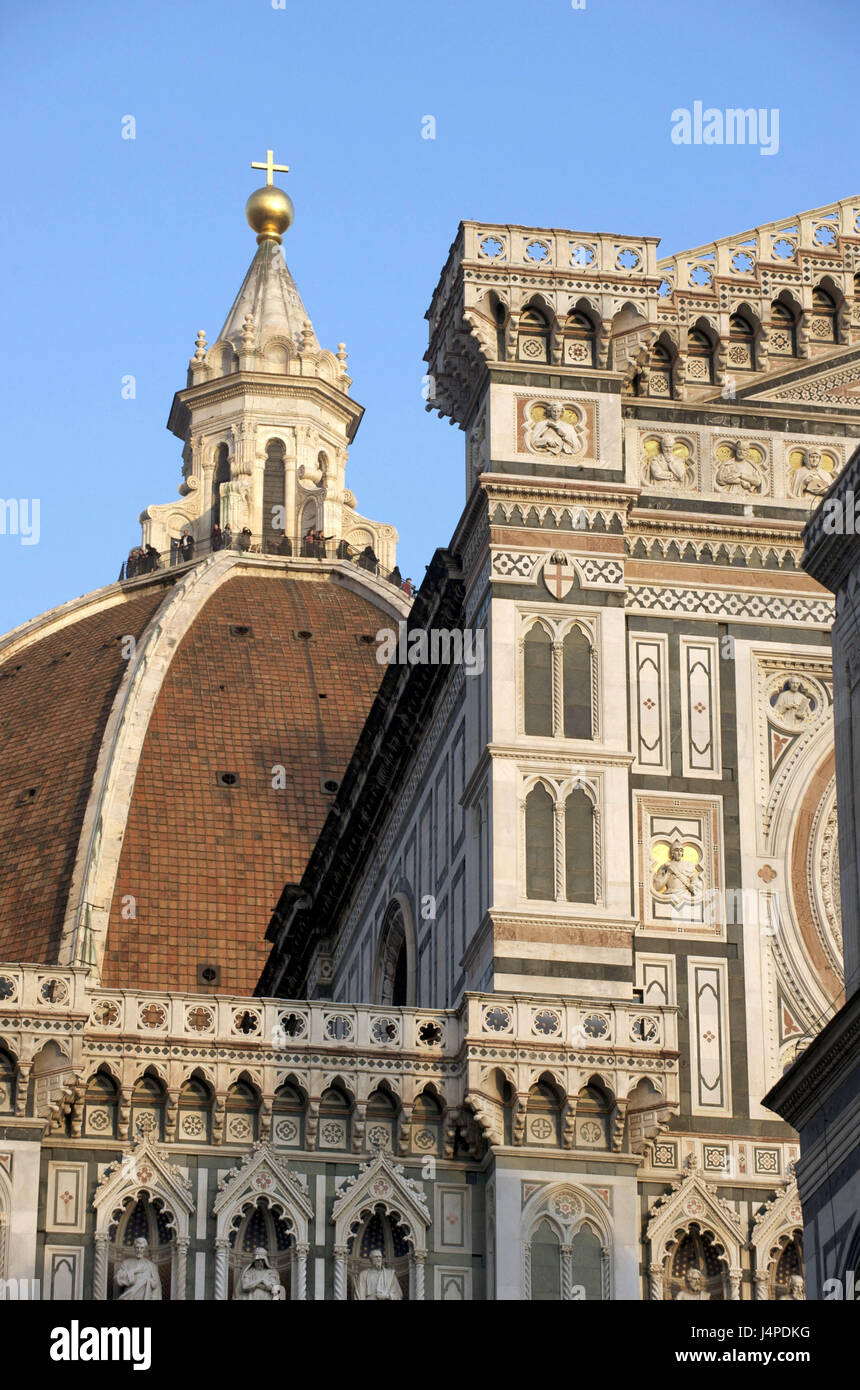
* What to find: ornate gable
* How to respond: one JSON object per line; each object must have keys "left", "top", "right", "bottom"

{"left": 645, "top": 1155, "right": 745, "bottom": 1296}
{"left": 213, "top": 1140, "right": 313, "bottom": 1241}
{"left": 331, "top": 1146, "right": 431, "bottom": 1253}
{"left": 93, "top": 1135, "right": 194, "bottom": 1237}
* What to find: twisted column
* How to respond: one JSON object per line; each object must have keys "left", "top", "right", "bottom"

{"left": 93, "top": 1233, "right": 110, "bottom": 1301}
{"left": 214, "top": 1239, "right": 229, "bottom": 1301}
{"left": 294, "top": 1243, "right": 309, "bottom": 1301}
{"left": 413, "top": 1252, "right": 426, "bottom": 1302}
{"left": 175, "top": 1236, "right": 189, "bottom": 1300}
{"left": 728, "top": 1267, "right": 742, "bottom": 1300}
{"left": 601, "top": 1245, "right": 611, "bottom": 1302}
{"left": 753, "top": 1271, "right": 769, "bottom": 1301}
{"left": 333, "top": 1245, "right": 348, "bottom": 1301}
{"left": 561, "top": 1244, "right": 573, "bottom": 1301}
{"left": 648, "top": 1260, "right": 663, "bottom": 1301}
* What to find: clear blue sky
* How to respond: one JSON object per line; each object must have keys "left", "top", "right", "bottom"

{"left": 0, "top": 0, "right": 858, "bottom": 633}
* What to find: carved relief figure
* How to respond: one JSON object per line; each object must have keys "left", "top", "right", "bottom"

{"left": 234, "top": 1246, "right": 285, "bottom": 1300}
{"left": 652, "top": 842, "right": 704, "bottom": 905}
{"left": 674, "top": 1266, "right": 710, "bottom": 1301}
{"left": 714, "top": 439, "right": 766, "bottom": 494}
{"left": 219, "top": 479, "right": 250, "bottom": 532}
{"left": 642, "top": 434, "right": 694, "bottom": 489}
{"left": 353, "top": 1248, "right": 402, "bottom": 1300}
{"left": 770, "top": 677, "right": 815, "bottom": 730}
{"left": 116, "top": 1237, "right": 161, "bottom": 1301}
{"left": 790, "top": 448, "right": 834, "bottom": 500}
{"left": 526, "top": 401, "right": 585, "bottom": 457}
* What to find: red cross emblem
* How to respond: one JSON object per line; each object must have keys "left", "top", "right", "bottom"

{"left": 542, "top": 557, "right": 576, "bottom": 600}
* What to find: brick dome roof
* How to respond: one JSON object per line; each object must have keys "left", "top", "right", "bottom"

{"left": 0, "top": 554, "right": 407, "bottom": 994}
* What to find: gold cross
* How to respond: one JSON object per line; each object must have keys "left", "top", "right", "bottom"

{"left": 251, "top": 148, "right": 290, "bottom": 186}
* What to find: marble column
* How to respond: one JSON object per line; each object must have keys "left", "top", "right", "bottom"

{"left": 93, "top": 1233, "right": 110, "bottom": 1301}
{"left": 214, "top": 1238, "right": 229, "bottom": 1301}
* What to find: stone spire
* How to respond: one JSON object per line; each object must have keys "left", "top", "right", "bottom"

{"left": 214, "top": 239, "right": 320, "bottom": 358}
{"left": 138, "top": 152, "right": 397, "bottom": 573}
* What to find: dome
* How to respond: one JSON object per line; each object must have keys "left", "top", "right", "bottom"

{"left": 0, "top": 554, "right": 407, "bottom": 994}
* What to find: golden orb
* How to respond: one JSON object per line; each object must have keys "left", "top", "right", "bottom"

{"left": 245, "top": 185, "right": 294, "bottom": 242}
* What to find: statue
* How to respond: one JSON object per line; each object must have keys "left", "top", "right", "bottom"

{"left": 791, "top": 449, "right": 832, "bottom": 500}
{"left": 219, "top": 479, "right": 250, "bottom": 533}
{"left": 779, "top": 1274, "right": 806, "bottom": 1301}
{"left": 714, "top": 440, "right": 765, "bottom": 494}
{"left": 643, "top": 434, "right": 691, "bottom": 488}
{"left": 771, "top": 677, "right": 814, "bottom": 730}
{"left": 675, "top": 1266, "right": 710, "bottom": 1301}
{"left": 234, "top": 1246, "right": 286, "bottom": 1301}
{"left": 353, "top": 1249, "right": 402, "bottom": 1301}
{"left": 116, "top": 1237, "right": 161, "bottom": 1301}
{"left": 652, "top": 843, "right": 703, "bottom": 905}
{"left": 527, "top": 402, "right": 584, "bottom": 457}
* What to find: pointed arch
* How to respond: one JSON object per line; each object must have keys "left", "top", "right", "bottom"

{"left": 331, "top": 1148, "right": 432, "bottom": 1300}
{"left": 371, "top": 894, "right": 416, "bottom": 1006}
{"left": 212, "top": 1142, "right": 314, "bottom": 1300}
{"left": 525, "top": 781, "right": 556, "bottom": 900}
{"left": 92, "top": 1137, "right": 194, "bottom": 1300}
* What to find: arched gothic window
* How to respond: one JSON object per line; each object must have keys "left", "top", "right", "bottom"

{"left": 646, "top": 341, "right": 673, "bottom": 397}
{"left": 530, "top": 1218, "right": 562, "bottom": 1299}
{"left": 565, "top": 789, "right": 595, "bottom": 903}
{"left": 728, "top": 312, "right": 756, "bottom": 370}
{"left": 686, "top": 327, "right": 716, "bottom": 383}
{"left": 348, "top": 1208, "right": 410, "bottom": 1300}
{"left": 526, "top": 782, "right": 596, "bottom": 905}
{"left": 366, "top": 1086, "right": 398, "bottom": 1152}
{"left": 571, "top": 1223, "right": 603, "bottom": 1301}
{"left": 319, "top": 1084, "right": 351, "bottom": 1151}
{"left": 373, "top": 902, "right": 409, "bottom": 1006}
{"left": 562, "top": 627, "right": 592, "bottom": 738}
{"left": 772, "top": 1236, "right": 804, "bottom": 1300}
{"left": 523, "top": 624, "right": 553, "bottom": 736}
{"left": 518, "top": 305, "right": 550, "bottom": 363}
{"left": 213, "top": 443, "right": 231, "bottom": 528}
{"left": 225, "top": 1079, "right": 259, "bottom": 1145}
{"left": 262, "top": 439, "right": 286, "bottom": 553}
{"left": 522, "top": 621, "right": 594, "bottom": 740}
{"left": 525, "top": 1077, "right": 563, "bottom": 1146}
{"left": 272, "top": 1082, "right": 305, "bottom": 1150}
{"left": 811, "top": 285, "right": 838, "bottom": 342}
{"left": 525, "top": 783, "right": 555, "bottom": 900}
{"left": 177, "top": 1075, "right": 212, "bottom": 1144}
{"left": 0, "top": 1048, "right": 15, "bottom": 1113}
{"left": 564, "top": 310, "right": 596, "bottom": 367}
{"left": 770, "top": 299, "right": 799, "bottom": 357}
{"left": 83, "top": 1068, "right": 119, "bottom": 1140}
{"left": 575, "top": 1081, "right": 612, "bottom": 1149}
{"left": 130, "top": 1070, "right": 166, "bottom": 1141}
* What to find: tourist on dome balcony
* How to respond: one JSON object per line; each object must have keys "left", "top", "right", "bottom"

{"left": 358, "top": 544, "right": 379, "bottom": 575}
{"left": 179, "top": 530, "right": 194, "bottom": 564}
{"left": 237, "top": 527, "right": 252, "bottom": 552}
{"left": 144, "top": 545, "right": 161, "bottom": 573}
{"left": 336, "top": 538, "right": 355, "bottom": 562}
{"left": 401, "top": 577, "right": 414, "bottom": 597}
{"left": 302, "top": 527, "right": 316, "bottom": 557}
{"left": 222, "top": 523, "right": 234, "bottom": 550}
{"left": 388, "top": 565, "right": 402, "bottom": 588}
{"left": 211, "top": 523, "right": 223, "bottom": 552}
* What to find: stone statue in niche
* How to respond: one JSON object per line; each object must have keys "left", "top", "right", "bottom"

{"left": 790, "top": 448, "right": 833, "bottom": 500}
{"left": 234, "top": 1246, "right": 286, "bottom": 1300}
{"left": 116, "top": 1237, "right": 161, "bottom": 1301}
{"left": 642, "top": 434, "right": 693, "bottom": 488}
{"left": 714, "top": 440, "right": 766, "bottom": 494}
{"left": 652, "top": 843, "right": 704, "bottom": 905}
{"left": 770, "top": 677, "right": 816, "bottom": 730}
{"left": 353, "top": 1249, "right": 402, "bottom": 1300}
{"left": 526, "top": 402, "right": 585, "bottom": 457}
{"left": 674, "top": 1266, "right": 710, "bottom": 1301}
{"left": 778, "top": 1275, "right": 806, "bottom": 1301}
